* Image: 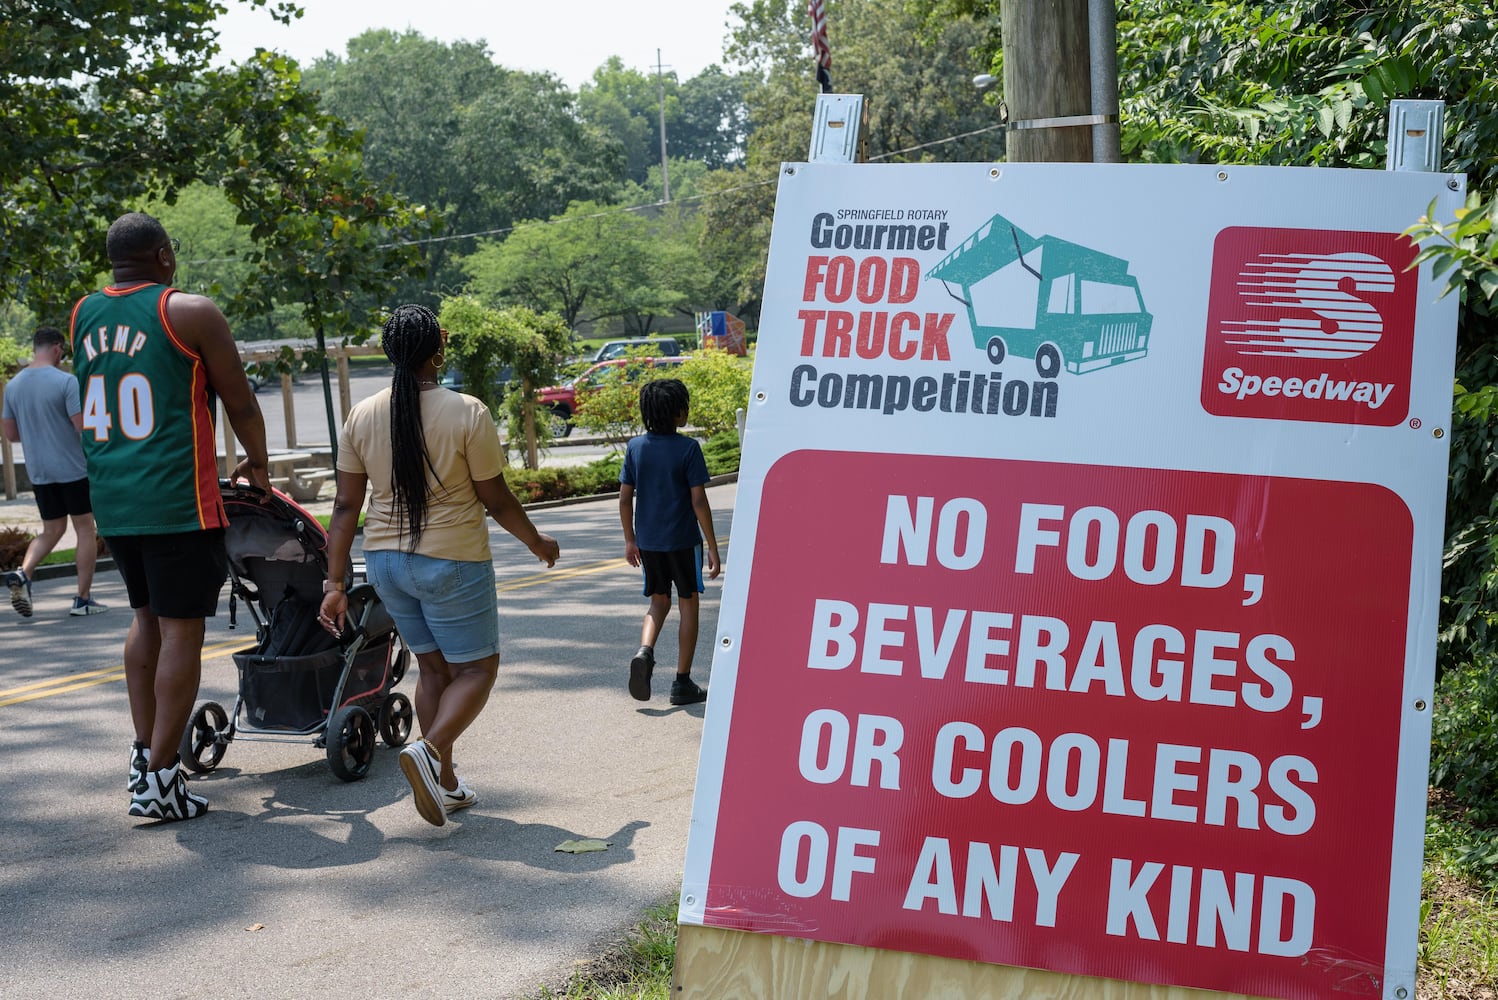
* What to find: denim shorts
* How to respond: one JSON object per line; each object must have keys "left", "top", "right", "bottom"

{"left": 364, "top": 550, "right": 500, "bottom": 663}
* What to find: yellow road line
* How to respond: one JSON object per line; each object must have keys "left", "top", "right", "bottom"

{"left": 0, "top": 638, "right": 250, "bottom": 708}
{"left": 498, "top": 557, "right": 628, "bottom": 592}
{"left": 495, "top": 533, "right": 731, "bottom": 594}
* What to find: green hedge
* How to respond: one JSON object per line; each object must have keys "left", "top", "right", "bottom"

{"left": 502, "top": 432, "right": 740, "bottom": 504}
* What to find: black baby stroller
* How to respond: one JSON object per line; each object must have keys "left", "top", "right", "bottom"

{"left": 178, "top": 480, "right": 412, "bottom": 782}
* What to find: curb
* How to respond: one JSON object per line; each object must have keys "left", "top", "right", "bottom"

{"left": 15, "top": 472, "right": 741, "bottom": 581}
{"left": 33, "top": 558, "right": 117, "bottom": 584}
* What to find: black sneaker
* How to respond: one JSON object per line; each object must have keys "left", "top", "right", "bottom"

{"left": 628, "top": 646, "right": 654, "bottom": 702}
{"left": 669, "top": 677, "right": 707, "bottom": 706}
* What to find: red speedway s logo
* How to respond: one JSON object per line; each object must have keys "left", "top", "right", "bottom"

{"left": 1200, "top": 227, "right": 1418, "bottom": 426}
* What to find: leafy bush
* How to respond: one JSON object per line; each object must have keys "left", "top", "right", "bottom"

{"left": 678, "top": 349, "right": 753, "bottom": 437}
{"left": 441, "top": 296, "right": 571, "bottom": 469}
{"left": 702, "top": 431, "right": 741, "bottom": 477}
{"left": 1431, "top": 655, "right": 1498, "bottom": 830}
{"left": 0, "top": 526, "right": 32, "bottom": 572}
{"left": 502, "top": 456, "right": 624, "bottom": 504}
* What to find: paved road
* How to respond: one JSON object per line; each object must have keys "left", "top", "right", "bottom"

{"left": 0, "top": 482, "right": 734, "bottom": 1000}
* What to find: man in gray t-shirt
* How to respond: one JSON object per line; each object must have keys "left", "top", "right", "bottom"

{"left": 1, "top": 327, "right": 107, "bottom": 618}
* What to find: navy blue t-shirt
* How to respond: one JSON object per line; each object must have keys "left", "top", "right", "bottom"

{"left": 620, "top": 431, "right": 710, "bottom": 551}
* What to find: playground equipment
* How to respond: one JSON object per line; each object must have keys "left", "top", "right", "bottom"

{"left": 696, "top": 310, "right": 748, "bottom": 355}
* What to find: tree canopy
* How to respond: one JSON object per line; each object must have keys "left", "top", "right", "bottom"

{"left": 304, "top": 31, "right": 629, "bottom": 306}
{"left": 2, "top": 1, "right": 430, "bottom": 338}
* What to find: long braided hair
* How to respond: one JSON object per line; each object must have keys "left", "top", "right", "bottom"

{"left": 381, "top": 304, "right": 442, "bottom": 547}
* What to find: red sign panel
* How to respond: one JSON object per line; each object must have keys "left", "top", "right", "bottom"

{"left": 1200, "top": 227, "right": 1419, "bottom": 426}
{"left": 702, "top": 450, "right": 1410, "bottom": 999}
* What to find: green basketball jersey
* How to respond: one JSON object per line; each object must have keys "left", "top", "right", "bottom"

{"left": 69, "top": 283, "right": 228, "bottom": 535}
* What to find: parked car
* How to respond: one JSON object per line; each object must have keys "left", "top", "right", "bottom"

{"left": 538, "top": 355, "right": 687, "bottom": 436}
{"left": 439, "top": 365, "right": 514, "bottom": 403}
{"left": 590, "top": 337, "right": 683, "bottom": 364}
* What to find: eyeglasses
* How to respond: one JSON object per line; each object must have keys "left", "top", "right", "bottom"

{"left": 162, "top": 237, "right": 180, "bottom": 254}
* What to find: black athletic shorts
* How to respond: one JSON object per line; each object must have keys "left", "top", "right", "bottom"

{"left": 639, "top": 545, "right": 703, "bottom": 599}
{"left": 34, "top": 478, "right": 92, "bottom": 521}
{"left": 107, "top": 529, "right": 229, "bottom": 618}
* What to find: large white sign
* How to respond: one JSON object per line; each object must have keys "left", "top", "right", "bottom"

{"left": 680, "top": 162, "right": 1463, "bottom": 1000}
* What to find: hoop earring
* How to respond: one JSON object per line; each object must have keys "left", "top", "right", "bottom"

{"left": 432, "top": 350, "right": 445, "bottom": 368}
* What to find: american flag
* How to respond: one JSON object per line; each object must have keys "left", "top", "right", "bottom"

{"left": 808, "top": 0, "right": 832, "bottom": 92}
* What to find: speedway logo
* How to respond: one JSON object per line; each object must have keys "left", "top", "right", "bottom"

{"left": 1200, "top": 227, "right": 1418, "bottom": 426}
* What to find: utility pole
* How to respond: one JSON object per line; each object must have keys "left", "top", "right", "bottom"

{"left": 654, "top": 48, "right": 671, "bottom": 203}
{"left": 1000, "top": 0, "right": 1093, "bottom": 163}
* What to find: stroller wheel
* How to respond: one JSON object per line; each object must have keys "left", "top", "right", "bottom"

{"left": 180, "top": 701, "right": 230, "bottom": 774}
{"left": 326, "top": 706, "right": 376, "bottom": 782}
{"left": 379, "top": 692, "right": 413, "bottom": 747}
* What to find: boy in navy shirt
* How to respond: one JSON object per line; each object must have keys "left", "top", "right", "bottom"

{"left": 619, "top": 379, "right": 721, "bottom": 705}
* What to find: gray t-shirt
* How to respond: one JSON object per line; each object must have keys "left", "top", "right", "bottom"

{"left": 1, "top": 364, "right": 86, "bottom": 484}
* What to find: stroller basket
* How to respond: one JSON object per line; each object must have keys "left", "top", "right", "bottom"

{"left": 234, "top": 587, "right": 400, "bottom": 732}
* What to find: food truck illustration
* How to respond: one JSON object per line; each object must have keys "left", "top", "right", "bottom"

{"left": 927, "top": 214, "right": 1153, "bottom": 375}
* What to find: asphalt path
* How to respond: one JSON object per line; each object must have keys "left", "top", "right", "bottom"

{"left": 0, "top": 482, "right": 734, "bottom": 1000}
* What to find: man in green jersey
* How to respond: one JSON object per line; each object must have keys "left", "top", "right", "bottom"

{"left": 70, "top": 212, "right": 271, "bottom": 823}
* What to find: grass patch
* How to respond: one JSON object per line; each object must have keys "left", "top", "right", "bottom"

{"left": 534, "top": 901, "right": 677, "bottom": 1000}
{"left": 537, "top": 825, "right": 1498, "bottom": 1000}
{"left": 1422, "top": 795, "right": 1498, "bottom": 998}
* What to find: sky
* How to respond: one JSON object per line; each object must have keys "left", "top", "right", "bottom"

{"left": 212, "top": 0, "right": 744, "bottom": 89}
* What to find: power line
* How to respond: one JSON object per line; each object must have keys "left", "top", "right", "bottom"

{"left": 868, "top": 122, "right": 1007, "bottom": 161}
{"left": 180, "top": 122, "right": 1011, "bottom": 262}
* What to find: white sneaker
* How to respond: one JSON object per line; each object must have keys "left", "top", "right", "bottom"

{"left": 128, "top": 758, "right": 208, "bottom": 822}
{"left": 398, "top": 739, "right": 446, "bottom": 827}
{"left": 442, "top": 778, "right": 478, "bottom": 814}
{"left": 70, "top": 596, "right": 109, "bottom": 616}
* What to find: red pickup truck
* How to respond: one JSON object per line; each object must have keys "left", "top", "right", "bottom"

{"left": 537, "top": 355, "right": 687, "bottom": 436}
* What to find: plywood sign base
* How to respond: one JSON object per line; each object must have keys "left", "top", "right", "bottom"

{"left": 675, "top": 924, "right": 1271, "bottom": 1000}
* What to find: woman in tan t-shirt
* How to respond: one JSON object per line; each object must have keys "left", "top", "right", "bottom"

{"left": 318, "top": 304, "right": 559, "bottom": 827}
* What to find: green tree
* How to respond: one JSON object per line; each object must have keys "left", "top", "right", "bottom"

{"left": 150, "top": 183, "right": 310, "bottom": 342}
{"left": 306, "top": 31, "right": 626, "bottom": 305}
{"left": 303, "top": 30, "right": 502, "bottom": 305}
{"left": 438, "top": 296, "right": 570, "bottom": 469}
{"left": 578, "top": 58, "right": 751, "bottom": 189}
{"left": 701, "top": 0, "right": 1004, "bottom": 322}
{"left": 0, "top": 0, "right": 298, "bottom": 318}
{"left": 1105, "top": 1, "right": 1498, "bottom": 673}
{"left": 463, "top": 201, "right": 678, "bottom": 333}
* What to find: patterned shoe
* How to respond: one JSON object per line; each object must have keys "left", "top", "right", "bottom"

{"left": 128, "top": 742, "right": 149, "bottom": 792}
{"left": 398, "top": 739, "right": 447, "bottom": 827}
{"left": 6, "top": 570, "right": 32, "bottom": 618}
{"left": 442, "top": 777, "right": 478, "bottom": 814}
{"left": 69, "top": 596, "right": 109, "bottom": 616}
{"left": 128, "top": 758, "right": 208, "bottom": 822}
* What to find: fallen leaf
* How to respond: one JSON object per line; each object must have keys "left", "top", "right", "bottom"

{"left": 553, "top": 838, "right": 611, "bottom": 854}
{"left": 246, "top": 924, "right": 265, "bottom": 932}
